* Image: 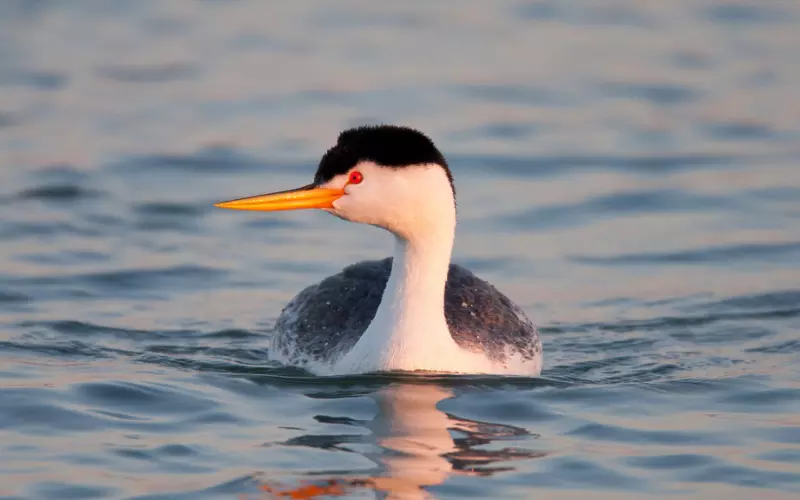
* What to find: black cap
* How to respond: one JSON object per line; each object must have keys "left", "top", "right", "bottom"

{"left": 313, "top": 125, "right": 455, "bottom": 196}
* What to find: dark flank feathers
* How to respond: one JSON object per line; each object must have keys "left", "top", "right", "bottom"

{"left": 314, "top": 125, "right": 455, "bottom": 196}
{"left": 273, "top": 258, "right": 541, "bottom": 367}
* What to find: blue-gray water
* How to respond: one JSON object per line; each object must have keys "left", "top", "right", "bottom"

{"left": 1, "top": 1, "right": 799, "bottom": 498}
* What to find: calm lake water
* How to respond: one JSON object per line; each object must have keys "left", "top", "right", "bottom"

{"left": 1, "top": 1, "right": 799, "bottom": 498}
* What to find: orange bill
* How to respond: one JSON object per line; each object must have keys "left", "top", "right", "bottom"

{"left": 214, "top": 184, "right": 344, "bottom": 212}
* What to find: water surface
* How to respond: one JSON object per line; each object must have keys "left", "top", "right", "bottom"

{"left": 1, "top": 1, "right": 799, "bottom": 498}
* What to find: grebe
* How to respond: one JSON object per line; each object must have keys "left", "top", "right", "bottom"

{"left": 215, "top": 125, "right": 542, "bottom": 376}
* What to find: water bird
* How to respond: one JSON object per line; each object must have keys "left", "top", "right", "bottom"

{"left": 215, "top": 125, "right": 542, "bottom": 376}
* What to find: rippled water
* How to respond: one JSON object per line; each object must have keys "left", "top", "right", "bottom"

{"left": 2, "top": 1, "right": 800, "bottom": 498}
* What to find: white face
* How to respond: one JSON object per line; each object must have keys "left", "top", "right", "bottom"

{"left": 319, "top": 161, "right": 456, "bottom": 240}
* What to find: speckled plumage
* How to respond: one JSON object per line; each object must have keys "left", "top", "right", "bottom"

{"left": 272, "top": 257, "right": 541, "bottom": 368}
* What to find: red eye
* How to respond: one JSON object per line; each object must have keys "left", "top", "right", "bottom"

{"left": 348, "top": 171, "right": 363, "bottom": 184}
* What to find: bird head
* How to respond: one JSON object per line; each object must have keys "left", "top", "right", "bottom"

{"left": 215, "top": 125, "right": 456, "bottom": 240}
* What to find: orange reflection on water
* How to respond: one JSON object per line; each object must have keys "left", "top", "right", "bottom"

{"left": 248, "top": 384, "right": 545, "bottom": 499}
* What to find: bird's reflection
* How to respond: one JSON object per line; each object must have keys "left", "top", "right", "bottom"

{"left": 255, "top": 383, "right": 545, "bottom": 499}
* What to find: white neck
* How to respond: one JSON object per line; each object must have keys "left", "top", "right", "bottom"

{"left": 331, "top": 200, "right": 465, "bottom": 373}
{"left": 382, "top": 228, "right": 453, "bottom": 334}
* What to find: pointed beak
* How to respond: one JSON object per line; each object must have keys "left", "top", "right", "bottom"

{"left": 214, "top": 183, "right": 344, "bottom": 212}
